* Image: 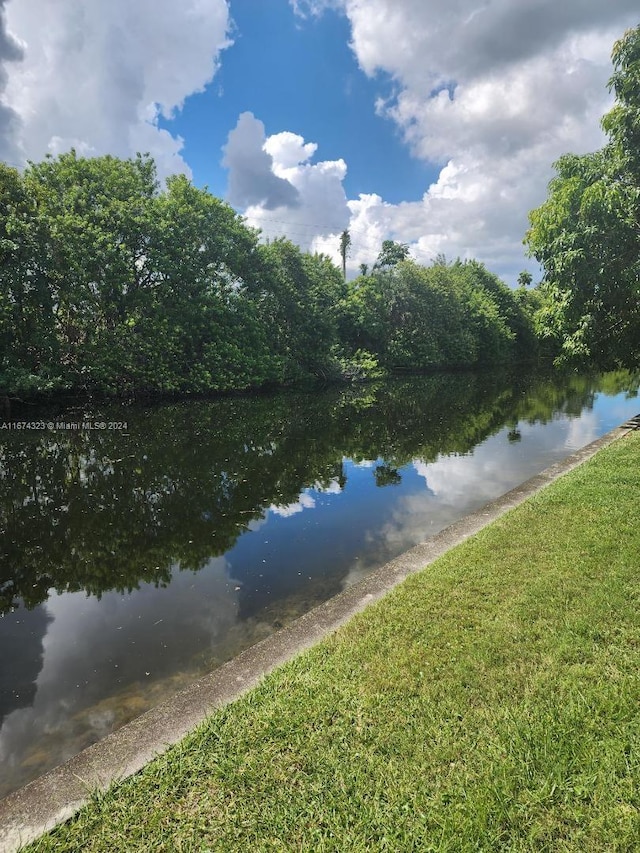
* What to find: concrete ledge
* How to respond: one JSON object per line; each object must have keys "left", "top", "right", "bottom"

{"left": 0, "top": 420, "right": 636, "bottom": 852}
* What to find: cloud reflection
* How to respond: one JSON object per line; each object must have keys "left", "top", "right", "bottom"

{"left": 342, "top": 414, "right": 595, "bottom": 589}
{"left": 0, "top": 556, "right": 239, "bottom": 793}
{"left": 269, "top": 492, "right": 316, "bottom": 517}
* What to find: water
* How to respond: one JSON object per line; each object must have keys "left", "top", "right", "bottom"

{"left": 1, "top": 368, "right": 639, "bottom": 796}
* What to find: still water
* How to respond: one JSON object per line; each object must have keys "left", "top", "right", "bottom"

{"left": 1, "top": 369, "right": 639, "bottom": 796}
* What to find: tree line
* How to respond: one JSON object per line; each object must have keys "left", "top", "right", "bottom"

{"left": 1, "top": 151, "right": 538, "bottom": 398}
{"left": 1, "top": 23, "right": 637, "bottom": 398}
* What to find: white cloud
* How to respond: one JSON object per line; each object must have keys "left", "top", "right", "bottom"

{"left": 222, "top": 112, "right": 301, "bottom": 210}
{"left": 264, "top": 131, "right": 318, "bottom": 171}
{"left": 231, "top": 120, "right": 351, "bottom": 255}
{"left": 290, "top": 0, "right": 342, "bottom": 18}
{"left": 286, "top": 0, "right": 638, "bottom": 282}
{"left": 4, "top": 0, "right": 637, "bottom": 284}
{"left": 3, "top": 0, "right": 231, "bottom": 179}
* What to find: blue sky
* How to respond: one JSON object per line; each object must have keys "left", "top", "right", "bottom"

{"left": 2, "top": 0, "right": 637, "bottom": 282}
{"left": 158, "top": 0, "right": 434, "bottom": 205}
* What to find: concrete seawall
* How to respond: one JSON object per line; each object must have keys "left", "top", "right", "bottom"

{"left": 1, "top": 416, "right": 638, "bottom": 852}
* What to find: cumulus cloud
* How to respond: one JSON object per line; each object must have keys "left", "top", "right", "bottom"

{"left": 226, "top": 114, "right": 351, "bottom": 254}
{"left": 3, "top": 0, "right": 231, "bottom": 179}
{"left": 288, "top": 0, "right": 638, "bottom": 282}
{"left": 222, "top": 112, "right": 300, "bottom": 210}
{"left": 341, "top": 0, "right": 637, "bottom": 85}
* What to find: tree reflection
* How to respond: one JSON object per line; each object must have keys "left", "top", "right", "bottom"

{"left": 1, "top": 369, "right": 635, "bottom": 614}
{"left": 374, "top": 465, "right": 402, "bottom": 487}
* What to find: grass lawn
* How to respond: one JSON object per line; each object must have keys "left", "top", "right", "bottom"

{"left": 24, "top": 432, "right": 640, "bottom": 852}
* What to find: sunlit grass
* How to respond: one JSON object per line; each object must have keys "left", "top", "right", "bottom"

{"left": 24, "top": 432, "right": 640, "bottom": 851}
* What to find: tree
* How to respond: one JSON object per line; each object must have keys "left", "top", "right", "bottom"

{"left": 148, "top": 174, "right": 274, "bottom": 392}
{"left": 0, "top": 164, "right": 59, "bottom": 390}
{"left": 19, "top": 151, "right": 161, "bottom": 389}
{"left": 373, "top": 240, "right": 410, "bottom": 270}
{"left": 602, "top": 24, "right": 640, "bottom": 181}
{"left": 254, "top": 239, "right": 344, "bottom": 380}
{"left": 1, "top": 151, "right": 283, "bottom": 395}
{"left": 525, "top": 25, "right": 640, "bottom": 367}
{"left": 339, "top": 254, "right": 535, "bottom": 370}
{"left": 339, "top": 229, "right": 351, "bottom": 280}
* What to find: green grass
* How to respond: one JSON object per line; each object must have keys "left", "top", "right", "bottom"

{"left": 25, "top": 433, "right": 640, "bottom": 852}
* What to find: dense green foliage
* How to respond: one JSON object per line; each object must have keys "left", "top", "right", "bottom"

{"left": 1, "top": 154, "right": 283, "bottom": 395}
{"left": 342, "top": 256, "right": 536, "bottom": 370}
{"left": 1, "top": 151, "right": 536, "bottom": 397}
{"left": 526, "top": 25, "right": 640, "bottom": 367}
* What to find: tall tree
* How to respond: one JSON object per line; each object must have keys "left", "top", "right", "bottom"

{"left": 20, "top": 151, "right": 160, "bottom": 388}
{"left": 525, "top": 25, "right": 640, "bottom": 366}
{"left": 373, "top": 240, "right": 410, "bottom": 270}
{"left": 339, "top": 229, "right": 351, "bottom": 280}
{"left": 339, "top": 257, "right": 529, "bottom": 370}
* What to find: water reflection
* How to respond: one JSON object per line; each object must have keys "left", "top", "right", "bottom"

{"left": 0, "top": 368, "right": 639, "bottom": 795}
{"left": 0, "top": 607, "right": 52, "bottom": 729}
